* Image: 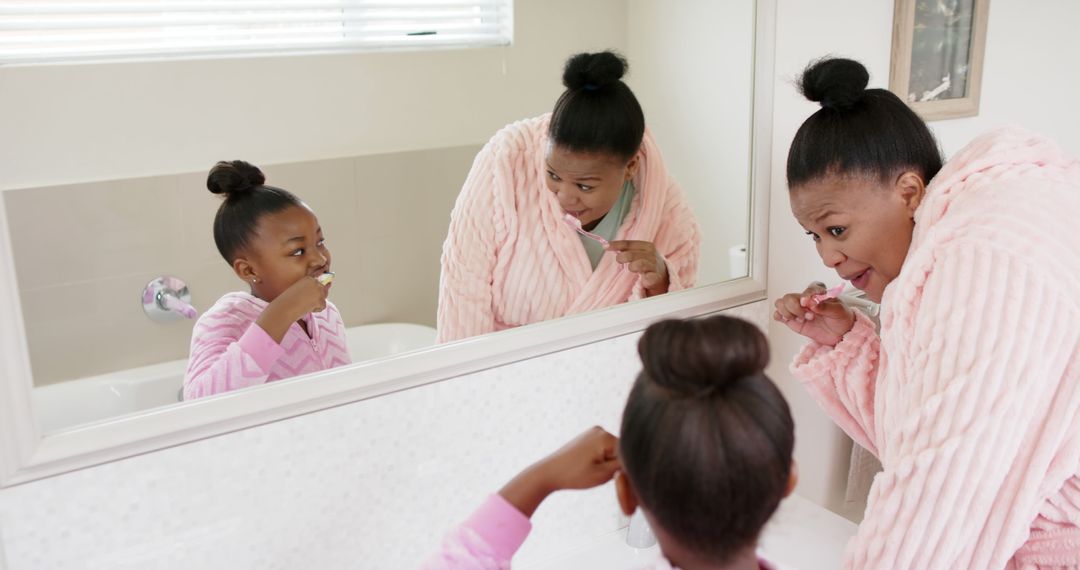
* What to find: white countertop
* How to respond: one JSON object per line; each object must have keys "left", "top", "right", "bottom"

{"left": 520, "top": 494, "right": 857, "bottom": 570}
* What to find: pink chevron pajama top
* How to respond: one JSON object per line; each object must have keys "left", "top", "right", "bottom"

{"left": 791, "top": 127, "right": 1080, "bottom": 569}
{"left": 421, "top": 494, "right": 775, "bottom": 569}
{"left": 183, "top": 292, "right": 351, "bottom": 400}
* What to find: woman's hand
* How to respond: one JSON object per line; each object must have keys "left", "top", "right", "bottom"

{"left": 773, "top": 282, "right": 856, "bottom": 347}
{"left": 256, "top": 277, "right": 329, "bottom": 343}
{"left": 608, "top": 240, "right": 669, "bottom": 296}
{"left": 499, "top": 427, "right": 621, "bottom": 518}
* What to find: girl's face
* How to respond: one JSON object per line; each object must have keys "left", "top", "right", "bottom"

{"left": 545, "top": 143, "right": 639, "bottom": 230}
{"left": 789, "top": 172, "right": 924, "bottom": 302}
{"left": 235, "top": 204, "right": 331, "bottom": 302}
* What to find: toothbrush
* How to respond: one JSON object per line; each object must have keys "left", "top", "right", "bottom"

{"left": 317, "top": 272, "right": 335, "bottom": 286}
{"left": 808, "top": 282, "right": 845, "bottom": 306}
{"left": 563, "top": 213, "right": 609, "bottom": 248}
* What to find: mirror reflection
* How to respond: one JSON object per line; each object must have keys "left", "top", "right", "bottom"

{"left": 436, "top": 50, "right": 701, "bottom": 343}
{"left": 1, "top": 0, "right": 756, "bottom": 433}
{"left": 184, "top": 160, "right": 350, "bottom": 400}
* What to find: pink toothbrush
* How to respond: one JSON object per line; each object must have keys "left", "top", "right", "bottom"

{"left": 563, "top": 213, "right": 609, "bottom": 248}
{"left": 808, "top": 282, "right": 845, "bottom": 306}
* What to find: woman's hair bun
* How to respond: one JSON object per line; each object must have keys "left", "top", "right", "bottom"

{"left": 207, "top": 160, "right": 266, "bottom": 197}
{"left": 638, "top": 316, "right": 769, "bottom": 397}
{"left": 798, "top": 57, "right": 870, "bottom": 111}
{"left": 562, "top": 51, "right": 628, "bottom": 92}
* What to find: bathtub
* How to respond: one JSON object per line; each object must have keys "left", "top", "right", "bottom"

{"left": 33, "top": 323, "right": 437, "bottom": 433}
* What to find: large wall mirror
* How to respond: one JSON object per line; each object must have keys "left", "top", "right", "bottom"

{"left": 0, "top": 0, "right": 774, "bottom": 485}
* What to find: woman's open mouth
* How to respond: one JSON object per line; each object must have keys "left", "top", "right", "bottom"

{"left": 849, "top": 268, "right": 871, "bottom": 290}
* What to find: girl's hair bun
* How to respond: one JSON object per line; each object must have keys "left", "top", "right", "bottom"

{"left": 798, "top": 57, "right": 870, "bottom": 111}
{"left": 562, "top": 51, "right": 628, "bottom": 92}
{"left": 638, "top": 316, "right": 769, "bottom": 398}
{"left": 207, "top": 160, "right": 266, "bottom": 197}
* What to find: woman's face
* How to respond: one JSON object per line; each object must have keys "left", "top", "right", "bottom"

{"left": 789, "top": 172, "right": 924, "bottom": 302}
{"left": 545, "top": 143, "right": 638, "bottom": 230}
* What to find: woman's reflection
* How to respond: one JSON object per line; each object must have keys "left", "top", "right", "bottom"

{"left": 437, "top": 51, "right": 701, "bottom": 343}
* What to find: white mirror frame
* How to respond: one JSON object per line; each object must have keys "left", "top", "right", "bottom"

{"left": 0, "top": 0, "right": 776, "bottom": 487}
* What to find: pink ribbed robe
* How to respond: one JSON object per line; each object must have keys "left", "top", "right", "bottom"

{"left": 437, "top": 114, "right": 701, "bottom": 343}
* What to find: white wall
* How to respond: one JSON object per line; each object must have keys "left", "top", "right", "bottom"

{"left": 930, "top": 0, "right": 1080, "bottom": 156}
{"left": 626, "top": 0, "right": 756, "bottom": 284}
{"left": 766, "top": 0, "right": 1080, "bottom": 518}
{"left": 0, "top": 0, "right": 628, "bottom": 191}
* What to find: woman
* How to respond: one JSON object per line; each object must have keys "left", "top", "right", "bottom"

{"left": 774, "top": 58, "right": 1080, "bottom": 568}
{"left": 436, "top": 51, "right": 701, "bottom": 343}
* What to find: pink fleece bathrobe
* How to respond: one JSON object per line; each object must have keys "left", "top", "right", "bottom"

{"left": 792, "top": 127, "right": 1080, "bottom": 569}
{"left": 436, "top": 114, "right": 701, "bottom": 343}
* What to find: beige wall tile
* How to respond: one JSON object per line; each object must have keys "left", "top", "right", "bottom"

{"left": 4, "top": 175, "right": 185, "bottom": 291}
{"left": 345, "top": 145, "right": 478, "bottom": 328}
{"left": 22, "top": 271, "right": 197, "bottom": 385}
{"left": 175, "top": 171, "right": 226, "bottom": 268}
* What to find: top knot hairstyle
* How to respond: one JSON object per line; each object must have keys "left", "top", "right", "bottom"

{"left": 620, "top": 316, "right": 794, "bottom": 565}
{"left": 207, "top": 160, "right": 303, "bottom": 263}
{"left": 786, "top": 57, "right": 944, "bottom": 189}
{"left": 549, "top": 51, "right": 645, "bottom": 162}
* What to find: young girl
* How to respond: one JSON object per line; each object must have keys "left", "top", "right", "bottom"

{"left": 424, "top": 315, "right": 796, "bottom": 569}
{"left": 183, "top": 160, "right": 351, "bottom": 400}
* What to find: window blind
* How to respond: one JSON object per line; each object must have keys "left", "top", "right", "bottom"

{"left": 0, "top": 0, "right": 514, "bottom": 65}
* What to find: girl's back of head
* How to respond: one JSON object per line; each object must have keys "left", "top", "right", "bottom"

{"left": 619, "top": 315, "right": 794, "bottom": 564}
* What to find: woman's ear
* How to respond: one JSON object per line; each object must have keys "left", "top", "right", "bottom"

{"left": 624, "top": 153, "right": 641, "bottom": 182}
{"left": 893, "top": 171, "right": 926, "bottom": 217}
{"left": 615, "top": 471, "right": 638, "bottom": 516}
{"left": 784, "top": 460, "right": 799, "bottom": 498}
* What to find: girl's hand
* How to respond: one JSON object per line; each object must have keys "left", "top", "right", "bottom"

{"left": 275, "top": 275, "right": 330, "bottom": 316}
{"left": 608, "top": 240, "right": 669, "bottom": 296}
{"left": 773, "top": 282, "right": 856, "bottom": 347}
{"left": 256, "top": 277, "right": 329, "bottom": 343}
{"left": 499, "top": 427, "right": 621, "bottom": 517}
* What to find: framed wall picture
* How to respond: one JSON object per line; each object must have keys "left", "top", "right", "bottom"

{"left": 890, "top": 0, "right": 990, "bottom": 120}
